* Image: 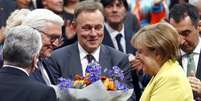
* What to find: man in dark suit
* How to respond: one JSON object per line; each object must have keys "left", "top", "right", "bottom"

{"left": 100, "top": 0, "right": 140, "bottom": 54}
{"left": 22, "top": 9, "right": 64, "bottom": 85}
{"left": 0, "top": 25, "right": 57, "bottom": 101}
{"left": 47, "top": 1, "right": 136, "bottom": 100}
{"left": 169, "top": 3, "right": 201, "bottom": 100}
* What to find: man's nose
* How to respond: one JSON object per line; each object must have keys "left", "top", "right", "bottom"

{"left": 89, "top": 28, "right": 98, "bottom": 36}
{"left": 179, "top": 35, "right": 185, "bottom": 45}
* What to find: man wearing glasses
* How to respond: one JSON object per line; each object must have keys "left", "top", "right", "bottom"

{"left": 22, "top": 9, "right": 64, "bottom": 85}
{"left": 47, "top": 1, "right": 136, "bottom": 100}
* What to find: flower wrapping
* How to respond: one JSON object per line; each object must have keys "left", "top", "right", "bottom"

{"left": 53, "top": 80, "right": 133, "bottom": 101}
{"left": 54, "top": 62, "right": 134, "bottom": 101}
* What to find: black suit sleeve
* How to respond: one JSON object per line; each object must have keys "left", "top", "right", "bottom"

{"left": 41, "top": 87, "right": 57, "bottom": 101}
{"left": 46, "top": 56, "right": 62, "bottom": 84}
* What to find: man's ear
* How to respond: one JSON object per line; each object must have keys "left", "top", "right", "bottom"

{"left": 71, "top": 21, "right": 77, "bottom": 31}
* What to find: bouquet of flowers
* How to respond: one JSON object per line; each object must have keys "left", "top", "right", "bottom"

{"left": 53, "top": 62, "right": 133, "bottom": 101}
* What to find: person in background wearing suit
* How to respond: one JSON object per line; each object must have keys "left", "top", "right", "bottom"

{"left": 169, "top": 3, "right": 201, "bottom": 100}
{"left": 100, "top": 0, "right": 139, "bottom": 54}
{"left": 189, "top": 0, "right": 201, "bottom": 34}
{"left": 22, "top": 9, "right": 64, "bottom": 85}
{"left": 100, "top": 0, "right": 147, "bottom": 100}
{"left": 0, "top": 25, "right": 57, "bottom": 101}
{"left": 47, "top": 1, "right": 136, "bottom": 100}
{"left": 132, "top": 22, "right": 193, "bottom": 101}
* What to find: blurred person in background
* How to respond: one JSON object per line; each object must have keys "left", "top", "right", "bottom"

{"left": 0, "top": 0, "right": 33, "bottom": 35}
{"left": 189, "top": 0, "right": 201, "bottom": 34}
{"left": 0, "top": 9, "right": 31, "bottom": 68}
{"left": 61, "top": 0, "right": 80, "bottom": 47}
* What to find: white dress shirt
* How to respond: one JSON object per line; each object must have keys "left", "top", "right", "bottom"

{"left": 181, "top": 37, "right": 201, "bottom": 75}
{"left": 78, "top": 42, "right": 100, "bottom": 76}
{"left": 105, "top": 22, "right": 126, "bottom": 53}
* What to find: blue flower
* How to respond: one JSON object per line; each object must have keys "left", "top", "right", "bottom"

{"left": 58, "top": 77, "right": 73, "bottom": 89}
{"left": 115, "top": 80, "right": 128, "bottom": 92}
{"left": 86, "top": 62, "right": 102, "bottom": 82}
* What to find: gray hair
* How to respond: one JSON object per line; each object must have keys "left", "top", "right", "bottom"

{"left": 189, "top": 0, "right": 201, "bottom": 6}
{"left": 22, "top": 9, "right": 64, "bottom": 31}
{"left": 74, "top": 0, "right": 104, "bottom": 20}
{"left": 3, "top": 25, "right": 42, "bottom": 68}
{"left": 4, "top": 9, "right": 31, "bottom": 34}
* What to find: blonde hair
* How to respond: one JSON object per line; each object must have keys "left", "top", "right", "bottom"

{"left": 131, "top": 22, "right": 180, "bottom": 63}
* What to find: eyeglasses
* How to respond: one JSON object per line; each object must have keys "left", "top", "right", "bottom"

{"left": 35, "top": 28, "right": 63, "bottom": 43}
{"left": 80, "top": 24, "right": 103, "bottom": 32}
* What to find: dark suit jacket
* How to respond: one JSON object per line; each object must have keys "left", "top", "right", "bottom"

{"left": 102, "top": 12, "right": 139, "bottom": 54}
{"left": 196, "top": 54, "right": 201, "bottom": 81}
{"left": 0, "top": 0, "right": 16, "bottom": 27}
{"left": 0, "top": 66, "right": 57, "bottom": 101}
{"left": 30, "top": 59, "right": 57, "bottom": 85}
{"left": 47, "top": 42, "right": 137, "bottom": 101}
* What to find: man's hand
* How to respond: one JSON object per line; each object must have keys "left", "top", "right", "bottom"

{"left": 128, "top": 54, "right": 143, "bottom": 72}
{"left": 188, "top": 72, "right": 201, "bottom": 98}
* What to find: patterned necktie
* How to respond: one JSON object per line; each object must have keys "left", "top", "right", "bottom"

{"left": 86, "top": 54, "right": 94, "bottom": 63}
{"left": 187, "top": 53, "right": 196, "bottom": 76}
{"left": 115, "top": 33, "right": 123, "bottom": 52}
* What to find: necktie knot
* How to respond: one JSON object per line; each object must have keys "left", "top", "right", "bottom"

{"left": 115, "top": 33, "right": 122, "bottom": 41}
{"left": 115, "top": 33, "right": 123, "bottom": 52}
{"left": 86, "top": 54, "right": 94, "bottom": 63}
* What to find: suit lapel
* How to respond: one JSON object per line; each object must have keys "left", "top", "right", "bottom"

{"left": 67, "top": 43, "right": 82, "bottom": 78}
{"left": 41, "top": 59, "right": 57, "bottom": 84}
{"left": 30, "top": 68, "right": 46, "bottom": 84}
{"left": 124, "top": 27, "right": 136, "bottom": 54}
{"left": 103, "top": 27, "right": 114, "bottom": 48}
{"left": 99, "top": 45, "right": 113, "bottom": 75}
{"left": 196, "top": 51, "right": 201, "bottom": 80}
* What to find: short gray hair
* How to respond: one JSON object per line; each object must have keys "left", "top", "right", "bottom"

{"left": 189, "top": 0, "right": 201, "bottom": 6}
{"left": 3, "top": 25, "right": 43, "bottom": 68}
{"left": 74, "top": 0, "right": 104, "bottom": 20}
{"left": 22, "top": 9, "right": 64, "bottom": 31}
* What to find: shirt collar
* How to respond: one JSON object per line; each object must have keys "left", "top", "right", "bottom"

{"left": 3, "top": 64, "right": 29, "bottom": 76}
{"left": 181, "top": 37, "right": 201, "bottom": 56}
{"left": 104, "top": 22, "right": 125, "bottom": 39}
{"left": 78, "top": 42, "right": 100, "bottom": 62}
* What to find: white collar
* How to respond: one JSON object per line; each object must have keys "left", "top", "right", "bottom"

{"left": 181, "top": 37, "right": 201, "bottom": 55}
{"left": 104, "top": 22, "right": 125, "bottom": 39}
{"left": 78, "top": 42, "right": 100, "bottom": 62}
{"left": 3, "top": 64, "right": 29, "bottom": 76}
